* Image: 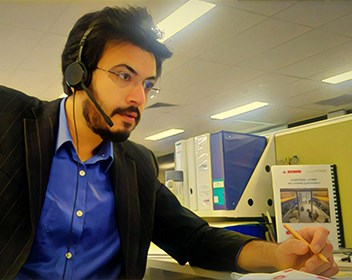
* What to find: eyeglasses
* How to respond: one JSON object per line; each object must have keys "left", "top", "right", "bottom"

{"left": 96, "top": 66, "right": 160, "bottom": 97}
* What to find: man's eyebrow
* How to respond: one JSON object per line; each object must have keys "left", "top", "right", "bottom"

{"left": 113, "top": 63, "right": 157, "bottom": 80}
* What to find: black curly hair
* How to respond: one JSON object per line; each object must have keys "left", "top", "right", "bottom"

{"left": 61, "top": 6, "right": 172, "bottom": 95}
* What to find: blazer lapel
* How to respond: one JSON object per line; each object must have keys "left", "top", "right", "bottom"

{"left": 111, "top": 145, "right": 141, "bottom": 277}
{"left": 24, "top": 100, "right": 59, "bottom": 232}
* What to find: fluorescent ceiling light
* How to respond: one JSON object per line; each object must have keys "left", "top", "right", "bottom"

{"left": 157, "top": 0, "right": 216, "bottom": 42}
{"left": 322, "top": 70, "right": 352, "bottom": 84}
{"left": 211, "top": 101, "right": 269, "bottom": 120}
{"left": 145, "top": 129, "right": 184, "bottom": 141}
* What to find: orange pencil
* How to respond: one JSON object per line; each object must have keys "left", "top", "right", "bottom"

{"left": 283, "top": 224, "right": 329, "bottom": 263}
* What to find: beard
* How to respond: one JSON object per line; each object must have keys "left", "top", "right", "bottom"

{"left": 82, "top": 99, "right": 141, "bottom": 142}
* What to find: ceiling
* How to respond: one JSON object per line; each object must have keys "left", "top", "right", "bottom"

{"left": 1, "top": 0, "right": 352, "bottom": 157}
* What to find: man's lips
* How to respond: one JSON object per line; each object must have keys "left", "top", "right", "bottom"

{"left": 111, "top": 107, "right": 140, "bottom": 123}
{"left": 121, "top": 111, "right": 138, "bottom": 119}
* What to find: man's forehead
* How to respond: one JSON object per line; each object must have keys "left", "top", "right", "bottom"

{"left": 100, "top": 41, "right": 157, "bottom": 76}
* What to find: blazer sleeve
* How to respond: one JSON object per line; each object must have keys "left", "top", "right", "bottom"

{"left": 122, "top": 140, "right": 257, "bottom": 272}
{"left": 152, "top": 182, "right": 257, "bottom": 272}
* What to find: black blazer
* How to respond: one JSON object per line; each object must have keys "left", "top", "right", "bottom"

{"left": 0, "top": 86, "right": 254, "bottom": 279}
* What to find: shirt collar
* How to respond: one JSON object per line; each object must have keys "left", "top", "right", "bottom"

{"left": 56, "top": 98, "right": 114, "bottom": 171}
{"left": 56, "top": 98, "right": 73, "bottom": 152}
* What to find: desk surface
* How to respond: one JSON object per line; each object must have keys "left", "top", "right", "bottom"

{"left": 147, "top": 245, "right": 352, "bottom": 280}
{"left": 147, "top": 256, "right": 352, "bottom": 279}
{"left": 147, "top": 255, "right": 232, "bottom": 280}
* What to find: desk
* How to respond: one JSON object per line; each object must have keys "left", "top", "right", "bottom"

{"left": 146, "top": 257, "right": 352, "bottom": 280}
{"left": 333, "top": 253, "right": 352, "bottom": 279}
{"left": 146, "top": 255, "right": 232, "bottom": 280}
{"left": 146, "top": 245, "right": 352, "bottom": 280}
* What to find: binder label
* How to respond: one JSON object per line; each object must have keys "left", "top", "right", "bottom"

{"left": 213, "top": 179, "right": 225, "bottom": 206}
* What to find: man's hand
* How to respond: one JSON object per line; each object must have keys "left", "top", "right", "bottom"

{"left": 237, "top": 226, "right": 339, "bottom": 278}
{"left": 275, "top": 226, "right": 339, "bottom": 277}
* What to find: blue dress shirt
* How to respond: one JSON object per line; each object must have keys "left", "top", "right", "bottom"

{"left": 17, "top": 98, "right": 121, "bottom": 279}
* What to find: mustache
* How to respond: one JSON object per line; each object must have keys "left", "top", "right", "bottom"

{"left": 111, "top": 106, "right": 141, "bottom": 120}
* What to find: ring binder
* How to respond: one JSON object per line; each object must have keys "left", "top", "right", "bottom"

{"left": 272, "top": 164, "right": 344, "bottom": 249}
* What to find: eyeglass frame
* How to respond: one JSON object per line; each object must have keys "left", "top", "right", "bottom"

{"left": 96, "top": 65, "right": 160, "bottom": 96}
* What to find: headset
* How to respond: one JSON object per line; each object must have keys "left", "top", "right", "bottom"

{"left": 64, "top": 24, "right": 114, "bottom": 127}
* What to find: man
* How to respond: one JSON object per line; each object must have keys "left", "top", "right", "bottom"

{"left": 0, "top": 6, "right": 338, "bottom": 280}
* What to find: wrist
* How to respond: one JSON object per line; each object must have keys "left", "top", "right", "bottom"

{"left": 237, "top": 240, "right": 280, "bottom": 272}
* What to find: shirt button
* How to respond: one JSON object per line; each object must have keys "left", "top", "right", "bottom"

{"left": 79, "top": 170, "right": 86, "bottom": 176}
{"left": 76, "top": 210, "right": 83, "bottom": 217}
{"left": 65, "top": 252, "right": 72, "bottom": 259}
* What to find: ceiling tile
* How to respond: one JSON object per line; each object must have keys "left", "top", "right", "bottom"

{"left": 277, "top": 40, "right": 352, "bottom": 79}
{"left": 283, "top": 86, "right": 350, "bottom": 108}
{"left": 260, "top": 78, "right": 323, "bottom": 101}
{"left": 164, "top": 5, "right": 266, "bottom": 58}
{"left": 48, "top": 0, "right": 130, "bottom": 35}
{"left": 160, "top": 58, "right": 232, "bottom": 92}
{"left": 199, "top": 17, "right": 311, "bottom": 65}
{"left": 19, "top": 33, "right": 67, "bottom": 74}
{"left": 44, "top": 82, "right": 66, "bottom": 100}
{"left": 212, "top": 0, "right": 295, "bottom": 16}
{"left": 0, "top": 65, "right": 16, "bottom": 84}
{"left": 274, "top": 1, "right": 352, "bottom": 27}
{"left": 240, "top": 29, "right": 350, "bottom": 71}
{"left": 316, "top": 94, "right": 352, "bottom": 107}
{"left": 0, "top": 25, "right": 43, "bottom": 68}
{"left": 6, "top": 69, "right": 59, "bottom": 97}
{"left": 267, "top": 106, "right": 325, "bottom": 126}
{"left": 319, "top": 13, "right": 352, "bottom": 38}
{"left": 164, "top": 65, "right": 265, "bottom": 106}
{"left": 0, "top": 2, "right": 69, "bottom": 31}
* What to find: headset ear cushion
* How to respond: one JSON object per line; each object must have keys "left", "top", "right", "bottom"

{"left": 64, "top": 61, "right": 88, "bottom": 88}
